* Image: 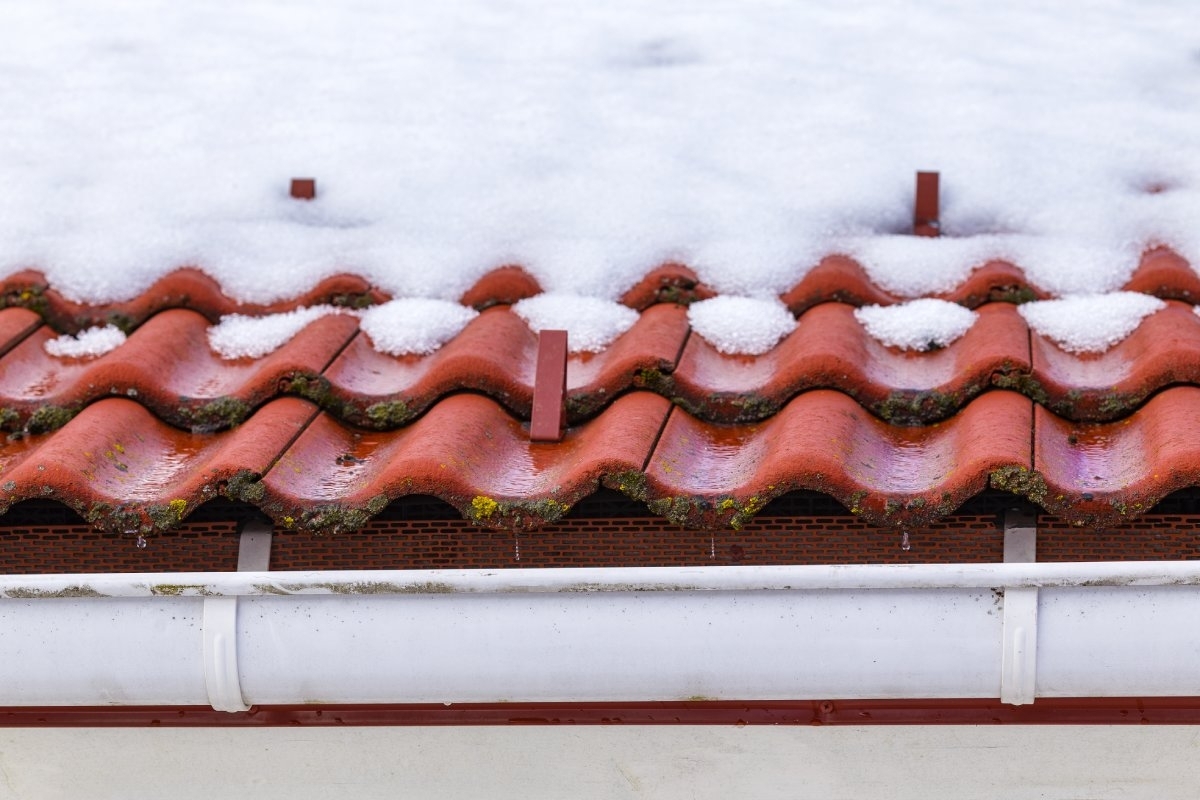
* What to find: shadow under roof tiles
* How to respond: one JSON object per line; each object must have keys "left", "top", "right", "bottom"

{"left": 0, "top": 308, "right": 359, "bottom": 432}
{"left": 322, "top": 304, "right": 688, "bottom": 428}
{"left": 0, "top": 396, "right": 317, "bottom": 533}
{"left": 668, "top": 302, "right": 1029, "bottom": 424}
{"left": 260, "top": 391, "right": 672, "bottom": 532}
{"left": 1032, "top": 386, "right": 1200, "bottom": 526}
{"left": 643, "top": 389, "right": 1034, "bottom": 529}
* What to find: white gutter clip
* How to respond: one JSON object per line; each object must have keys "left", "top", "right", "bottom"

{"left": 202, "top": 519, "right": 271, "bottom": 712}
{"left": 1000, "top": 508, "right": 1038, "bottom": 706}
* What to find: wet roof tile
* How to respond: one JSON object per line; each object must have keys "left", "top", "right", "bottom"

{"left": 644, "top": 390, "right": 1032, "bottom": 528}
{"left": 1032, "top": 387, "right": 1200, "bottom": 526}
{"left": 0, "top": 396, "right": 317, "bottom": 531}
{"left": 3, "top": 249, "right": 1200, "bottom": 535}
{"left": 668, "top": 302, "right": 1029, "bottom": 424}
{"left": 321, "top": 303, "right": 687, "bottom": 428}
{"left": 259, "top": 391, "right": 672, "bottom": 531}
{"left": 0, "top": 308, "right": 358, "bottom": 432}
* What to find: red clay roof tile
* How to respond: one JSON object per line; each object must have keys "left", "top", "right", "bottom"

{"left": 667, "top": 302, "right": 1028, "bottom": 424}
{"left": 1032, "top": 387, "right": 1200, "bottom": 526}
{"left": 0, "top": 397, "right": 317, "bottom": 532}
{"left": 0, "top": 308, "right": 358, "bottom": 432}
{"left": 2, "top": 248, "right": 1200, "bottom": 536}
{"left": 259, "top": 392, "right": 672, "bottom": 531}
{"left": 643, "top": 390, "right": 1032, "bottom": 528}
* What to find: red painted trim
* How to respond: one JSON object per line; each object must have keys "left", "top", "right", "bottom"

{"left": 4, "top": 698, "right": 1200, "bottom": 727}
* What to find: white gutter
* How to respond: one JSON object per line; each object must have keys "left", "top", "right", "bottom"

{"left": 3, "top": 560, "right": 1200, "bottom": 710}
{"left": 3, "top": 560, "right": 1200, "bottom": 597}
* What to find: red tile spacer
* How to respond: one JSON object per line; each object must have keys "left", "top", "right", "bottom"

{"left": 530, "top": 330, "right": 568, "bottom": 442}
{"left": 913, "top": 171, "right": 939, "bottom": 237}
{"left": 290, "top": 178, "right": 316, "bottom": 200}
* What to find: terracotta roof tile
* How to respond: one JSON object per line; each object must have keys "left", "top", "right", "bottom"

{"left": 320, "top": 303, "right": 687, "bottom": 428}
{"left": 1028, "top": 301, "right": 1200, "bottom": 421}
{"left": 667, "top": 302, "right": 1028, "bottom": 424}
{"left": 0, "top": 397, "right": 316, "bottom": 532}
{"left": 3, "top": 249, "right": 1200, "bottom": 536}
{"left": 259, "top": 392, "right": 672, "bottom": 531}
{"left": 0, "top": 308, "right": 358, "bottom": 432}
{"left": 644, "top": 390, "right": 1032, "bottom": 528}
{"left": 1033, "top": 387, "right": 1200, "bottom": 526}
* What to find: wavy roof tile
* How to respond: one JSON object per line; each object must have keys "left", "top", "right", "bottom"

{"left": 3, "top": 249, "right": 1200, "bottom": 536}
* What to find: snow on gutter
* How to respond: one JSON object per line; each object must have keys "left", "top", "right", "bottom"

{"left": 3, "top": 561, "right": 1200, "bottom": 712}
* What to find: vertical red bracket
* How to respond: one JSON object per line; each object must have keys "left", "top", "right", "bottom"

{"left": 530, "top": 330, "right": 568, "bottom": 443}
{"left": 290, "top": 178, "right": 317, "bottom": 200}
{"left": 913, "top": 171, "right": 939, "bottom": 237}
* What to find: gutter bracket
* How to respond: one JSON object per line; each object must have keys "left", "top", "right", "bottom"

{"left": 1000, "top": 509, "right": 1038, "bottom": 705}
{"left": 202, "top": 520, "right": 272, "bottom": 712}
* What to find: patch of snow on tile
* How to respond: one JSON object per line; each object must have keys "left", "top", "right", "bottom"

{"left": 513, "top": 293, "right": 638, "bottom": 353}
{"left": 44, "top": 325, "right": 126, "bottom": 358}
{"left": 854, "top": 299, "right": 978, "bottom": 352}
{"left": 1, "top": 2, "right": 1197, "bottom": 305}
{"left": 208, "top": 305, "right": 344, "bottom": 360}
{"left": 688, "top": 296, "right": 795, "bottom": 356}
{"left": 359, "top": 299, "right": 478, "bottom": 356}
{"left": 1020, "top": 293, "right": 1165, "bottom": 354}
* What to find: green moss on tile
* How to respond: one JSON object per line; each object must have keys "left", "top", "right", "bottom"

{"left": 146, "top": 498, "right": 190, "bottom": 531}
{"left": 26, "top": 404, "right": 78, "bottom": 434}
{"left": 1, "top": 285, "right": 49, "bottom": 316}
{"left": 329, "top": 292, "right": 377, "bottom": 310}
{"left": 608, "top": 470, "right": 649, "bottom": 502}
{"left": 992, "top": 373, "right": 1048, "bottom": 407}
{"left": 989, "top": 285, "right": 1038, "bottom": 305}
{"left": 102, "top": 311, "right": 137, "bottom": 334}
{"left": 365, "top": 399, "right": 413, "bottom": 428}
{"left": 224, "top": 469, "right": 266, "bottom": 504}
{"left": 649, "top": 496, "right": 694, "bottom": 527}
{"left": 989, "top": 466, "right": 1049, "bottom": 506}
{"left": 728, "top": 394, "right": 778, "bottom": 423}
{"left": 184, "top": 396, "right": 251, "bottom": 432}
{"left": 846, "top": 490, "right": 869, "bottom": 516}
{"left": 875, "top": 389, "right": 965, "bottom": 425}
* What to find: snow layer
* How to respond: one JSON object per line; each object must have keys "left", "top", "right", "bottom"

{"left": 1019, "top": 293, "right": 1165, "bottom": 354}
{"left": 208, "top": 306, "right": 345, "bottom": 360}
{"left": 1, "top": 0, "right": 1198, "bottom": 319}
{"left": 44, "top": 325, "right": 127, "bottom": 358}
{"left": 359, "top": 299, "right": 478, "bottom": 356}
{"left": 688, "top": 296, "right": 795, "bottom": 356}
{"left": 513, "top": 294, "right": 638, "bottom": 353}
{"left": 854, "top": 299, "right": 978, "bottom": 352}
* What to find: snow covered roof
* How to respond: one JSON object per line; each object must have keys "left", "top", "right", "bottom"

{"left": 2, "top": 1, "right": 1200, "bottom": 535}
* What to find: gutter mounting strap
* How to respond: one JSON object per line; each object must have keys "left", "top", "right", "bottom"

{"left": 1000, "top": 509, "right": 1038, "bottom": 705}
{"left": 202, "top": 519, "right": 272, "bottom": 712}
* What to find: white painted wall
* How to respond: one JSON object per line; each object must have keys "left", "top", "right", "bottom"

{"left": 2, "top": 725, "right": 1198, "bottom": 800}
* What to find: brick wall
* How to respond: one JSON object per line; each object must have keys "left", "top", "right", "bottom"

{"left": 3, "top": 491, "right": 1200, "bottom": 573}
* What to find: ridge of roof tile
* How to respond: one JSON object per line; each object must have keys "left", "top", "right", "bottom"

{"left": 667, "top": 302, "right": 1029, "bottom": 424}
{"left": 0, "top": 308, "right": 358, "bottom": 433}
{"left": 643, "top": 389, "right": 1033, "bottom": 529}
{"left": 0, "top": 396, "right": 317, "bottom": 533}
{"left": 258, "top": 391, "right": 673, "bottom": 533}
{"left": 0, "top": 268, "right": 385, "bottom": 333}
{"left": 1028, "top": 300, "right": 1200, "bottom": 421}
{"left": 2, "top": 246, "right": 1192, "bottom": 335}
{"left": 321, "top": 304, "right": 688, "bottom": 428}
{"left": 1032, "top": 386, "right": 1200, "bottom": 526}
